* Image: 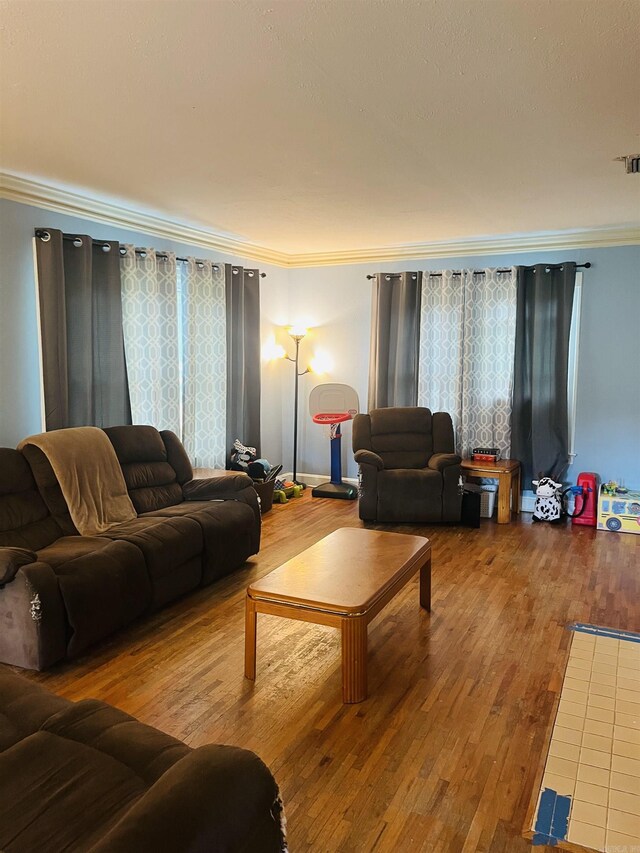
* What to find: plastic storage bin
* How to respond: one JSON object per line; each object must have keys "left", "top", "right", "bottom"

{"left": 480, "top": 484, "right": 498, "bottom": 518}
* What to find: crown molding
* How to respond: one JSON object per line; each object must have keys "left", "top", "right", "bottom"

{"left": 0, "top": 171, "right": 290, "bottom": 267}
{"left": 1, "top": 171, "right": 638, "bottom": 269}
{"left": 286, "top": 225, "right": 640, "bottom": 267}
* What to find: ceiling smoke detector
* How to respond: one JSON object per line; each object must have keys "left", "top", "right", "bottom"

{"left": 615, "top": 155, "right": 640, "bottom": 173}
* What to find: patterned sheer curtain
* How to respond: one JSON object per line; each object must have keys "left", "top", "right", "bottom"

{"left": 121, "top": 248, "right": 228, "bottom": 468}
{"left": 120, "top": 246, "right": 181, "bottom": 434}
{"left": 179, "top": 260, "right": 227, "bottom": 468}
{"left": 418, "top": 268, "right": 517, "bottom": 458}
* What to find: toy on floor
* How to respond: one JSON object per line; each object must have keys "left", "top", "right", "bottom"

{"left": 532, "top": 474, "right": 595, "bottom": 524}
{"left": 230, "top": 439, "right": 282, "bottom": 483}
{"left": 230, "top": 439, "right": 256, "bottom": 472}
{"left": 273, "top": 479, "right": 304, "bottom": 503}
{"left": 309, "top": 383, "right": 359, "bottom": 500}
{"left": 532, "top": 476, "right": 563, "bottom": 523}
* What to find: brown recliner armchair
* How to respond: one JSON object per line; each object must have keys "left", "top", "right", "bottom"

{"left": 352, "top": 407, "right": 462, "bottom": 523}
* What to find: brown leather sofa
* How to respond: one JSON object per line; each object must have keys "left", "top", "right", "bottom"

{"left": 352, "top": 407, "right": 462, "bottom": 523}
{"left": 0, "top": 666, "right": 286, "bottom": 853}
{"left": 0, "top": 426, "right": 261, "bottom": 670}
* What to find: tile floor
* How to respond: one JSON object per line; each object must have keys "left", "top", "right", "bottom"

{"left": 532, "top": 625, "right": 640, "bottom": 850}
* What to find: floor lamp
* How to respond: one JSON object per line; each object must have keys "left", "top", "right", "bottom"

{"left": 285, "top": 326, "right": 310, "bottom": 486}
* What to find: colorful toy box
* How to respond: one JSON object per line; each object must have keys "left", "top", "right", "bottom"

{"left": 597, "top": 485, "right": 640, "bottom": 535}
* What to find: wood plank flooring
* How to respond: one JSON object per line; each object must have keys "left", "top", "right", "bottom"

{"left": 23, "top": 495, "right": 639, "bottom": 852}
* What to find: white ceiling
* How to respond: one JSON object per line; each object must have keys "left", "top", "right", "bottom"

{"left": 1, "top": 0, "right": 639, "bottom": 255}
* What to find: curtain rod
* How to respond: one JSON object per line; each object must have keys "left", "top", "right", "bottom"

{"left": 366, "top": 263, "right": 591, "bottom": 280}
{"left": 34, "top": 230, "right": 266, "bottom": 277}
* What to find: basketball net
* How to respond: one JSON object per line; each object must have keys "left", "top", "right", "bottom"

{"left": 323, "top": 423, "right": 340, "bottom": 440}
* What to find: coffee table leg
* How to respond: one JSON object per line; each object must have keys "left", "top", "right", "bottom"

{"left": 341, "top": 617, "right": 368, "bottom": 703}
{"left": 244, "top": 595, "right": 257, "bottom": 680}
{"left": 420, "top": 554, "right": 431, "bottom": 611}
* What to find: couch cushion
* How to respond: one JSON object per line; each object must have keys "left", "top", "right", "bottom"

{"left": 377, "top": 468, "right": 443, "bottom": 522}
{"left": 42, "top": 698, "right": 191, "bottom": 783}
{"left": 104, "top": 425, "right": 167, "bottom": 464}
{"left": 369, "top": 407, "right": 434, "bottom": 470}
{"left": 143, "top": 501, "right": 256, "bottom": 585}
{"left": 38, "top": 537, "right": 151, "bottom": 658}
{"left": 0, "top": 730, "right": 146, "bottom": 852}
{"left": 100, "top": 517, "right": 203, "bottom": 581}
{"left": 104, "top": 426, "right": 185, "bottom": 513}
{"left": 38, "top": 535, "right": 124, "bottom": 567}
{"left": 0, "top": 665, "right": 70, "bottom": 753}
{"left": 0, "top": 448, "right": 63, "bottom": 550}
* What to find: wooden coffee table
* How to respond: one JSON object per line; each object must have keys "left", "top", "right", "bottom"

{"left": 244, "top": 528, "right": 431, "bottom": 703}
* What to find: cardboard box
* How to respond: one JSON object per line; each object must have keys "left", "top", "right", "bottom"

{"left": 597, "top": 486, "right": 640, "bottom": 535}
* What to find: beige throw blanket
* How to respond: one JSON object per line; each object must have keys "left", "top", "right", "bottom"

{"left": 18, "top": 427, "right": 137, "bottom": 536}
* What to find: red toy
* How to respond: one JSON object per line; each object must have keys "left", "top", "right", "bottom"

{"left": 572, "top": 472, "right": 600, "bottom": 527}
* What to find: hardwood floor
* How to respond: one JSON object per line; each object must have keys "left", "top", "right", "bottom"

{"left": 25, "top": 495, "right": 639, "bottom": 852}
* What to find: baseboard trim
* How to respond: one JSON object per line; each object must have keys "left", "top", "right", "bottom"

{"left": 291, "top": 472, "right": 538, "bottom": 513}
{"left": 282, "top": 472, "right": 358, "bottom": 488}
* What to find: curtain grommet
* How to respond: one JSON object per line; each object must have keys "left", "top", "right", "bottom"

{"left": 72, "top": 237, "right": 83, "bottom": 248}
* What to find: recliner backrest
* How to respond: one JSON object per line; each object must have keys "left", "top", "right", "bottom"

{"left": 104, "top": 426, "right": 194, "bottom": 514}
{"left": 364, "top": 407, "right": 434, "bottom": 470}
{"left": 0, "top": 448, "right": 64, "bottom": 550}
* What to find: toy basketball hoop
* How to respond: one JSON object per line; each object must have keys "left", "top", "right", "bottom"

{"left": 309, "top": 384, "right": 359, "bottom": 500}
{"left": 312, "top": 412, "right": 353, "bottom": 424}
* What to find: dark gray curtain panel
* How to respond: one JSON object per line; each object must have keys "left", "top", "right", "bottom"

{"left": 225, "top": 264, "right": 261, "bottom": 462}
{"left": 368, "top": 271, "right": 421, "bottom": 409}
{"left": 34, "top": 228, "right": 131, "bottom": 430}
{"left": 511, "top": 263, "right": 576, "bottom": 488}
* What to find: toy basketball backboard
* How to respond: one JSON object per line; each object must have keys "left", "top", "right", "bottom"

{"left": 309, "top": 383, "right": 359, "bottom": 418}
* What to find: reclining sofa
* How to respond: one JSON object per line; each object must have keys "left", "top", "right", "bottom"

{"left": 0, "top": 426, "right": 261, "bottom": 670}
{"left": 0, "top": 666, "right": 286, "bottom": 852}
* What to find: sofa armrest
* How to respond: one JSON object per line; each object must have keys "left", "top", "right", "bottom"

{"left": 184, "top": 472, "right": 261, "bottom": 553}
{"left": 0, "top": 547, "right": 37, "bottom": 588}
{"left": 428, "top": 453, "right": 461, "bottom": 473}
{"left": 0, "top": 562, "right": 68, "bottom": 670}
{"left": 183, "top": 471, "right": 254, "bottom": 500}
{"left": 354, "top": 449, "right": 384, "bottom": 470}
{"left": 353, "top": 453, "right": 381, "bottom": 522}
{"left": 88, "top": 744, "right": 286, "bottom": 853}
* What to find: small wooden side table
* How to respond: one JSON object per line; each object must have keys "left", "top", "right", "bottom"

{"left": 460, "top": 458, "right": 521, "bottom": 524}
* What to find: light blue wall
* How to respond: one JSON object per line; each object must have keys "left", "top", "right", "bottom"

{"left": 0, "top": 198, "right": 290, "bottom": 462}
{"left": 1, "top": 196, "right": 638, "bottom": 488}
{"left": 289, "top": 246, "right": 640, "bottom": 485}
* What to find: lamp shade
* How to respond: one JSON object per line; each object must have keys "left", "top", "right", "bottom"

{"left": 288, "top": 324, "right": 307, "bottom": 339}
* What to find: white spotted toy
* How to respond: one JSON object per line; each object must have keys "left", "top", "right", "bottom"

{"left": 532, "top": 476, "right": 563, "bottom": 523}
